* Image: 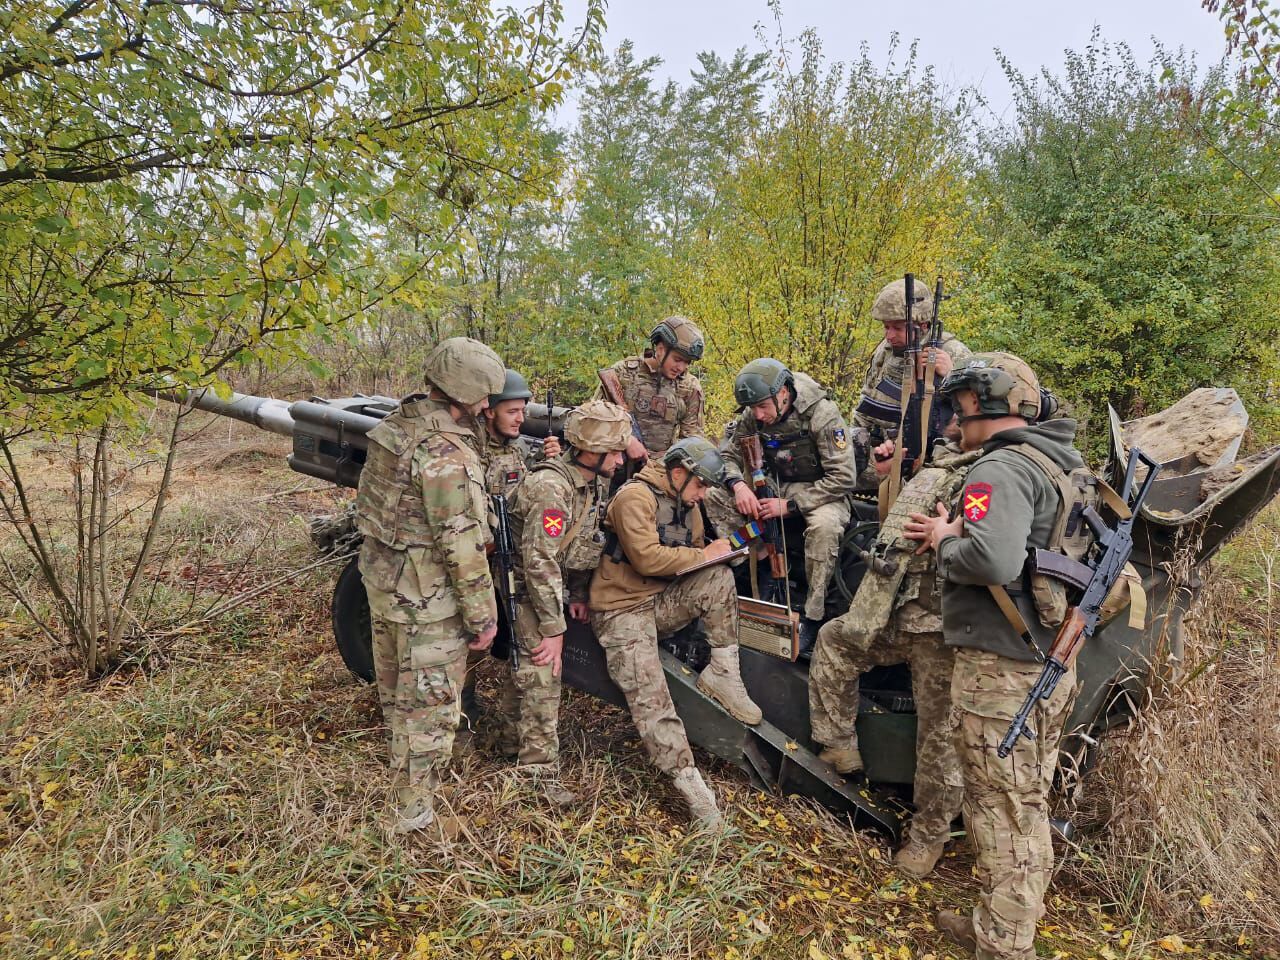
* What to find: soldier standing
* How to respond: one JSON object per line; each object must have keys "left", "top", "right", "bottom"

{"left": 903, "top": 353, "right": 1086, "bottom": 960}
{"left": 851, "top": 278, "right": 971, "bottom": 493}
{"left": 354, "top": 337, "right": 506, "bottom": 836}
{"left": 594, "top": 317, "right": 708, "bottom": 463}
{"left": 588, "top": 438, "right": 763, "bottom": 828}
{"left": 497, "top": 399, "right": 632, "bottom": 802}
{"left": 705, "top": 359, "right": 859, "bottom": 652}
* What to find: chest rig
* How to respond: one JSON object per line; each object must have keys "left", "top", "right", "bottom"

{"left": 356, "top": 401, "right": 454, "bottom": 549}
{"left": 530, "top": 459, "right": 611, "bottom": 572}
{"left": 760, "top": 411, "right": 823, "bottom": 483}
{"left": 604, "top": 473, "right": 697, "bottom": 563}
{"left": 621, "top": 358, "right": 684, "bottom": 451}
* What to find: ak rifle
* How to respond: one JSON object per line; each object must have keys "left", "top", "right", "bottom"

{"left": 491, "top": 494, "right": 522, "bottom": 670}
{"left": 739, "top": 423, "right": 788, "bottom": 603}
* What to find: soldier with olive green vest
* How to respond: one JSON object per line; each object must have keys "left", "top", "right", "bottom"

{"left": 492, "top": 400, "right": 632, "bottom": 805}
{"left": 354, "top": 336, "right": 506, "bottom": 837}
{"left": 588, "top": 438, "right": 762, "bottom": 828}
{"left": 704, "top": 359, "right": 859, "bottom": 651}
{"left": 903, "top": 353, "right": 1087, "bottom": 960}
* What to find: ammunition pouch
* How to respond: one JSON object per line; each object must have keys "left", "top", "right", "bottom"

{"left": 764, "top": 432, "right": 823, "bottom": 483}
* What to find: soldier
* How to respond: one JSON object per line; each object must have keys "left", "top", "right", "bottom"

{"left": 594, "top": 316, "right": 707, "bottom": 463}
{"left": 354, "top": 336, "right": 506, "bottom": 836}
{"left": 851, "top": 278, "right": 971, "bottom": 492}
{"left": 704, "top": 359, "right": 859, "bottom": 652}
{"left": 807, "top": 414, "right": 979, "bottom": 878}
{"left": 902, "top": 353, "right": 1086, "bottom": 960}
{"left": 496, "top": 399, "right": 632, "bottom": 802}
{"left": 588, "top": 437, "right": 763, "bottom": 828}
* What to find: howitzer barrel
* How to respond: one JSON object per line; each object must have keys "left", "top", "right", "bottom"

{"left": 521, "top": 402, "right": 571, "bottom": 438}
{"left": 159, "top": 388, "right": 297, "bottom": 439}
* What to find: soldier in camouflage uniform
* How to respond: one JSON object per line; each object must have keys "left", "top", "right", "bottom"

{"left": 808, "top": 419, "right": 980, "bottom": 878}
{"left": 588, "top": 438, "right": 763, "bottom": 828}
{"left": 704, "top": 359, "right": 859, "bottom": 651}
{"left": 851, "top": 278, "right": 971, "bottom": 493}
{"left": 354, "top": 336, "right": 506, "bottom": 835}
{"left": 903, "top": 353, "right": 1086, "bottom": 960}
{"left": 490, "top": 400, "right": 633, "bottom": 802}
{"left": 593, "top": 317, "right": 707, "bottom": 463}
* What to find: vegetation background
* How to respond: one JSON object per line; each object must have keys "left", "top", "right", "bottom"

{"left": 2, "top": 0, "right": 1279, "bottom": 956}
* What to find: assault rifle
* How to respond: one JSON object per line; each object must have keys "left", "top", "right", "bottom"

{"left": 491, "top": 493, "right": 521, "bottom": 670}
{"left": 738, "top": 422, "right": 788, "bottom": 603}
{"left": 997, "top": 447, "right": 1160, "bottom": 758}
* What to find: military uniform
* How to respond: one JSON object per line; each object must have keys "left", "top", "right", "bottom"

{"left": 706, "top": 372, "right": 858, "bottom": 622}
{"left": 809, "top": 441, "right": 981, "bottom": 860}
{"left": 937, "top": 416, "right": 1086, "bottom": 960}
{"left": 355, "top": 394, "right": 497, "bottom": 821}
{"left": 592, "top": 354, "right": 705, "bottom": 456}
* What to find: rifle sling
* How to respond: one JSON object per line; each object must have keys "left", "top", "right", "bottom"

{"left": 986, "top": 584, "right": 1043, "bottom": 658}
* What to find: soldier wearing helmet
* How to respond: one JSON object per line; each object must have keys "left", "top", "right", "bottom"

{"left": 588, "top": 437, "right": 763, "bottom": 829}
{"left": 354, "top": 336, "right": 506, "bottom": 837}
{"left": 902, "top": 352, "right": 1088, "bottom": 960}
{"left": 852, "top": 277, "right": 971, "bottom": 492}
{"left": 704, "top": 358, "right": 859, "bottom": 653}
{"left": 474, "top": 399, "right": 635, "bottom": 806}
{"left": 592, "top": 316, "right": 708, "bottom": 463}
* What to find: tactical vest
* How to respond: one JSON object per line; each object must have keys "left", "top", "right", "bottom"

{"left": 620, "top": 357, "right": 684, "bottom": 452}
{"left": 355, "top": 404, "right": 451, "bottom": 549}
{"left": 527, "top": 459, "right": 610, "bottom": 572}
{"left": 761, "top": 416, "right": 823, "bottom": 483}
{"left": 605, "top": 474, "right": 697, "bottom": 563}
{"left": 482, "top": 435, "right": 527, "bottom": 497}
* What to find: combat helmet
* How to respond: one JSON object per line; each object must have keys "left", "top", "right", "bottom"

{"left": 734, "top": 358, "right": 793, "bottom": 407}
{"left": 663, "top": 437, "right": 727, "bottom": 487}
{"left": 489, "top": 369, "right": 533, "bottom": 407}
{"left": 424, "top": 337, "right": 505, "bottom": 406}
{"left": 940, "top": 352, "right": 1042, "bottom": 421}
{"left": 564, "top": 399, "right": 632, "bottom": 453}
{"left": 650, "top": 316, "right": 705, "bottom": 361}
{"left": 871, "top": 277, "right": 934, "bottom": 323}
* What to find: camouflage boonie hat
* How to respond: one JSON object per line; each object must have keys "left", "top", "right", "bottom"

{"left": 650, "top": 316, "right": 705, "bottom": 361}
{"left": 871, "top": 277, "right": 934, "bottom": 323}
{"left": 424, "top": 337, "right": 505, "bottom": 405}
{"left": 564, "top": 399, "right": 632, "bottom": 453}
{"left": 663, "top": 437, "right": 727, "bottom": 486}
{"left": 940, "top": 352, "right": 1042, "bottom": 420}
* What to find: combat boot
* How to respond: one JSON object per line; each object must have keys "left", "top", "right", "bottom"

{"left": 894, "top": 838, "right": 945, "bottom": 878}
{"left": 389, "top": 792, "right": 460, "bottom": 841}
{"left": 817, "top": 743, "right": 863, "bottom": 775}
{"left": 520, "top": 762, "right": 579, "bottom": 808}
{"left": 672, "top": 767, "right": 723, "bottom": 830}
{"left": 696, "top": 646, "right": 763, "bottom": 725}
{"left": 936, "top": 910, "right": 977, "bottom": 954}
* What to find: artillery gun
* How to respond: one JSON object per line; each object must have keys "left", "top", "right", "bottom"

{"left": 163, "top": 386, "right": 1280, "bottom": 836}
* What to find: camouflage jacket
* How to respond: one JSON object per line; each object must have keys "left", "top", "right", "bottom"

{"left": 354, "top": 395, "right": 496, "bottom": 632}
{"left": 509, "top": 455, "right": 609, "bottom": 637}
{"left": 593, "top": 353, "right": 705, "bottom": 455}
{"left": 478, "top": 429, "right": 531, "bottom": 498}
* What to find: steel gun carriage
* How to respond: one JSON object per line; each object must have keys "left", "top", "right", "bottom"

{"left": 163, "top": 386, "right": 1280, "bottom": 836}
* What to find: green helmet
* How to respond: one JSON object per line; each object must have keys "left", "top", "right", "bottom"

{"left": 662, "top": 437, "right": 726, "bottom": 486}
{"left": 940, "top": 352, "right": 1042, "bottom": 421}
{"left": 424, "top": 337, "right": 505, "bottom": 405}
{"left": 649, "top": 316, "right": 705, "bottom": 361}
{"left": 733, "top": 358, "right": 793, "bottom": 407}
{"left": 489, "top": 368, "right": 533, "bottom": 407}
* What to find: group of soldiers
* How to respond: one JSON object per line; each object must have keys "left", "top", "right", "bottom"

{"left": 353, "top": 278, "right": 1092, "bottom": 960}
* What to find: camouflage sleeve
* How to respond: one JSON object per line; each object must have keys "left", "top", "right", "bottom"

{"left": 514, "top": 473, "right": 570, "bottom": 637}
{"left": 937, "top": 454, "right": 1039, "bottom": 586}
{"left": 789, "top": 399, "right": 858, "bottom": 512}
{"left": 677, "top": 379, "right": 706, "bottom": 442}
{"left": 718, "top": 412, "right": 748, "bottom": 486}
{"left": 415, "top": 448, "right": 497, "bottom": 634}
{"left": 609, "top": 483, "right": 705, "bottom": 576}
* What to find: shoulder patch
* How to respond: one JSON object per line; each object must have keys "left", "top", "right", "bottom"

{"left": 832, "top": 427, "right": 847, "bottom": 450}
{"left": 962, "top": 482, "right": 992, "bottom": 522}
{"left": 542, "top": 508, "right": 567, "bottom": 538}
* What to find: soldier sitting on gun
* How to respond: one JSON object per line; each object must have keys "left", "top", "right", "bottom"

{"left": 704, "top": 359, "right": 859, "bottom": 654}
{"left": 588, "top": 438, "right": 762, "bottom": 829}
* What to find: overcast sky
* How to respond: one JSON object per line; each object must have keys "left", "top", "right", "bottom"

{"left": 559, "top": 0, "right": 1231, "bottom": 122}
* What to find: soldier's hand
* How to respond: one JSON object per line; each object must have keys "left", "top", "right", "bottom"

{"left": 932, "top": 348, "right": 954, "bottom": 379}
{"left": 543, "top": 436, "right": 562, "bottom": 458}
{"left": 531, "top": 633, "right": 564, "bottom": 677}
{"left": 904, "top": 502, "right": 961, "bottom": 554}
{"left": 733, "top": 482, "right": 760, "bottom": 518}
{"left": 703, "top": 538, "right": 732, "bottom": 561}
{"left": 873, "top": 440, "right": 895, "bottom": 476}
{"left": 626, "top": 436, "right": 648, "bottom": 461}
{"left": 568, "top": 602, "right": 590, "bottom": 623}
{"left": 758, "top": 497, "right": 790, "bottom": 520}
{"left": 469, "top": 623, "right": 498, "bottom": 651}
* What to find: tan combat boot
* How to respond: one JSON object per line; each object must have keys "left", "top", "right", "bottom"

{"left": 672, "top": 767, "right": 724, "bottom": 830}
{"left": 935, "top": 910, "right": 978, "bottom": 953}
{"left": 817, "top": 743, "right": 863, "bottom": 774}
{"left": 391, "top": 789, "right": 462, "bottom": 841}
{"left": 894, "top": 838, "right": 945, "bottom": 878}
{"left": 520, "top": 762, "right": 579, "bottom": 808}
{"left": 696, "top": 646, "right": 763, "bottom": 725}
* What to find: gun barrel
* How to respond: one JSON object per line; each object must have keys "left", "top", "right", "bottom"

{"left": 160, "top": 388, "right": 297, "bottom": 438}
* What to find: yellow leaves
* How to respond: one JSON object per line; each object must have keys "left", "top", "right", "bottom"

{"left": 1244, "top": 890, "right": 1258, "bottom": 902}
{"left": 1157, "top": 934, "right": 1189, "bottom": 953}
{"left": 808, "top": 940, "right": 831, "bottom": 960}
{"left": 40, "top": 780, "right": 62, "bottom": 810}
{"left": 1197, "top": 893, "right": 1214, "bottom": 908}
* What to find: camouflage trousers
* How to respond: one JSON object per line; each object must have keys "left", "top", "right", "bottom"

{"left": 952, "top": 648, "right": 1078, "bottom": 960}
{"left": 490, "top": 600, "right": 564, "bottom": 765}
{"left": 588, "top": 566, "right": 738, "bottom": 777}
{"left": 704, "top": 487, "right": 850, "bottom": 620}
{"left": 370, "top": 610, "right": 469, "bottom": 805}
{"left": 809, "top": 616, "right": 961, "bottom": 845}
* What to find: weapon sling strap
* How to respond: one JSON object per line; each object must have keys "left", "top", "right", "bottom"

{"left": 880, "top": 358, "right": 913, "bottom": 520}
{"left": 917, "top": 345, "right": 937, "bottom": 477}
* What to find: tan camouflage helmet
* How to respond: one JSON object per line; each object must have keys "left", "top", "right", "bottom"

{"left": 649, "top": 315, "right": 705, "bottom": 361}
{"left": 940, "top": 352, "right": 1042, "bottom": 421}
{"left": 870, "top": 277, "right": 934, "bottom": 323}
{"left": 423, "top": 336, "right": 505, "bottom": 405}
{"left": 564, "top": 399, "right": 632, "bottom": 453}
